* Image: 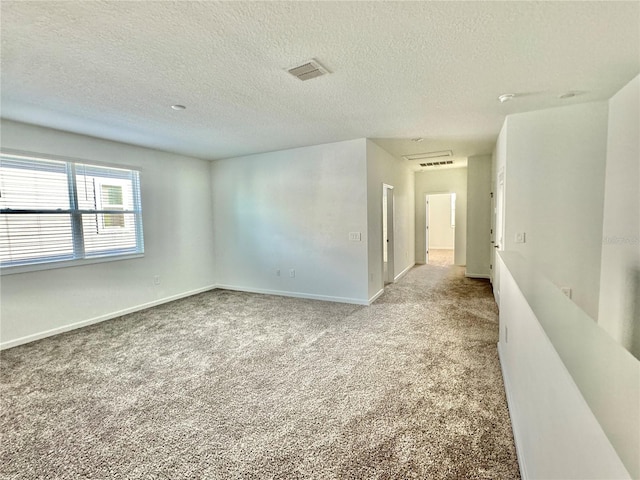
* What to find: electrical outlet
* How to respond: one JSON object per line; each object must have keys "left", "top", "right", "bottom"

{"left": 515, "top": 232, "right": 526, "bottom": 243}
{"left": 289, "top": 269, "right": 295, "bottom": 278}
{"left": 561, "top": 287, "right": 572, "bottom": 299}
{"left": 153, "top": 275, "right": 161, "bottom": 285}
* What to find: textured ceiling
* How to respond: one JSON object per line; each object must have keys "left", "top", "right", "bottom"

{"left": 1, "top": 1, "right": 639, "bottom": 167}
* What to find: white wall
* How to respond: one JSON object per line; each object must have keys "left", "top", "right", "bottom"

{"left": 496, "top": 85, "right": 640, "bottom": 479}
{"left": 211, "top": 139, "right": 369, "bottom": 304}
{"left": 366, "top": 140, "right": 415, "bottom": 300}
{"left": 427, "top": 194, "right": 454, "bottom": 250}
{"left": 0, "top": 120, "right": 217, "bottom": 348}
{"left": 466, "top": 154, "right": 492, "bottom": 278}
{"left": 415, "top": 168, "right": 467, "bottom": 265}
{"left": 503, "top": 102, "right": 609, "bottom": 320}
{"left": 497, "top": 253, "right": 634, "bottom": 480}
{"left": 599, "top": 74, "right": 640, "bottom": 359}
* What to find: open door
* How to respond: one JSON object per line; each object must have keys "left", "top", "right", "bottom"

{"left": 425, "top": 196, "right": 430, "bottom": 265}
{"left": 383, "top": 184, "right": 395, "bottom": 284}
{"left": 492, "top": 168, "right": 505, "bottom": 304}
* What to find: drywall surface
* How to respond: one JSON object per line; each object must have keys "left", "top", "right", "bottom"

{"left": 366, "top": 140, "right": 415, "bottom": 300}
{"left": 498, "top": 252, "right": 638, "bottom": 480}
{"left": 211, "top": 139, "right": 369, "bottom": 304}
{"left": 466, "top": 154, "right": 492, "bottom": 277}
{"left": 415, "top": 168, "right": 467, "bottom": 265}
{"left": 427, "top": 194, "right": 454, "bottom": 250}
{"left": 503, "top": 102, "right": 608, "bottom": 320}
{"left": 0, "top": 120, "right": 216, "bottom": 348}
{"left": 599, "top": 74, "right": 640, "bottom": 359}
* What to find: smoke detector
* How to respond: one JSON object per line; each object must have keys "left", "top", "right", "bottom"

{"left": 286, "top": 59, "right": 330, "bottom": 81}
{"left": 402, "top": 150, "right": 453, "bottom": 161}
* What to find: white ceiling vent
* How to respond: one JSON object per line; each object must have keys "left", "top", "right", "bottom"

{"left": 403, "top": 150, "right": 453, "bottom": 162}
{"left": 287, "top": 59, "right": 330, "bottom": 81}
{"left": 420, "top": 160, "right": 454, "bottom": 167}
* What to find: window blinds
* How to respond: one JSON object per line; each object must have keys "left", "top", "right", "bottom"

{"left": 0, "top": 153, "right": 144, "bottom": 269}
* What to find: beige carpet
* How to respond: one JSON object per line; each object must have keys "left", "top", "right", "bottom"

{"left": 428, "top": 249, "right": 455, "bottom": 267}
{"left": 1, "top": 264, "right": 520, "bottom": 479}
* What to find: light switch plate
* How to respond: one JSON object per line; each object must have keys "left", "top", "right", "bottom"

{"left": 349, "top": 232, "right": 361, "bottom": 241}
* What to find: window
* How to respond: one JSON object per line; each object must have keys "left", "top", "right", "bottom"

{"left": 0, "top": 152, "right": 144, "bottom": 271}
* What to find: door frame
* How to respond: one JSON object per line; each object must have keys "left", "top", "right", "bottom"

{"left": 425, "top": 192, "right": 455, "bottom": 265}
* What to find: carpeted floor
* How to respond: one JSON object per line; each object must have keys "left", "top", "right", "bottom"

{"left": 427, "top": 249, "right": 455, "bottom": 267}
{"left": 1, "top": 264, "right": 520, "bottom": 479}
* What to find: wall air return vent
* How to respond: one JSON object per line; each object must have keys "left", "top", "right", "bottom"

{"left": 286, "top": 59, "right": 330, "bottom": 81}
{"left": 419, "top": 160, "right": 454, "bottom": 167}
{"left": 403, "top": 150, "right": 453, "bottom": 162}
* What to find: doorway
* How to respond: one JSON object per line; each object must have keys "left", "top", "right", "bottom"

{"left": 426, "top": 193, "right": 455, "bottom": 267}
{"left": 383, "top": 184, "right": 394, "bottom": 284}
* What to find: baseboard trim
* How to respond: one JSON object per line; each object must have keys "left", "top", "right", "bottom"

{"left": 368, "top": 288, "right": 385, "bottom": 305}
{"left": 394, "top": 263, "right": 415, "bottom": 282}
{"left": 0, "top": 284, "right": 218, "bottom": 350}
{"left": 465, "top": 272, "right": 491, "bottom": 279}
{"left": 215, "top": 284, "right": 369, "bottom": 306}
{"left": 498, "top": 342, "right": 529, "bottom": 480}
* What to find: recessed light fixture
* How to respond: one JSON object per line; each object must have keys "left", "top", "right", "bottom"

{"left": 411, "top": 138, "right": 424, "bottom": 143}
{"left": 171, "top": 104, "right": 186, "bottom": 110}
{"left": 498, "top": 93, "right": 516, "bottom": 103}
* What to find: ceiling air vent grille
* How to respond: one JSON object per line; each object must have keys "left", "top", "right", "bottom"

{"left": 287, "top": 59, "right": 330, "bottom": 81}
{"left": 420, "top": 160, "right": 454, "bottom": 167}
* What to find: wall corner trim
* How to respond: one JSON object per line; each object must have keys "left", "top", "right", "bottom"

{"left": 368, "top": 288, "right": 385, "bottom": 305}
{"left": 394, "top": 263, "right": 415, "bottom": 282}
{"left": 465, "top": 272, "right": 491, "bottom": 279}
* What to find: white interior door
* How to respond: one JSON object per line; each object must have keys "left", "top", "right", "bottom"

{"left": 493, "top": 168, "right": 505, "bottom": 304}
{"left": 383, "top": 184, "right": 394, "bottom": 284}
{"left": 425, "top": 195, "right": 430, "bottom": 264}
{"left": 496, "top": 169, "right": 505, "bottom": 252}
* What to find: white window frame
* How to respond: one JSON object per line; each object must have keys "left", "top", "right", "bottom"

{"left": 0, "top": 151, "right": 144, "bottom": 275}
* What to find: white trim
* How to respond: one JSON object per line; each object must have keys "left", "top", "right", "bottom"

{"left": 394, "top": 263, "right": 414, "bottom": 282}
{"left": 498, "top": 342, "right": 528, "bottom": 480}
{"left": 215, "top": 284, "right": 369, "bottom": 306}
{"left": 1, "top": 253, "right": 145, "bottom": 276}
{"left": 465, "top": 272, "right": 491, "bottom": 279}
{"left": 368, "top": 288, "right": 385, "bottom": 304}
{"left": 0, "top": 285, "right": 218, "bottom": 350}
